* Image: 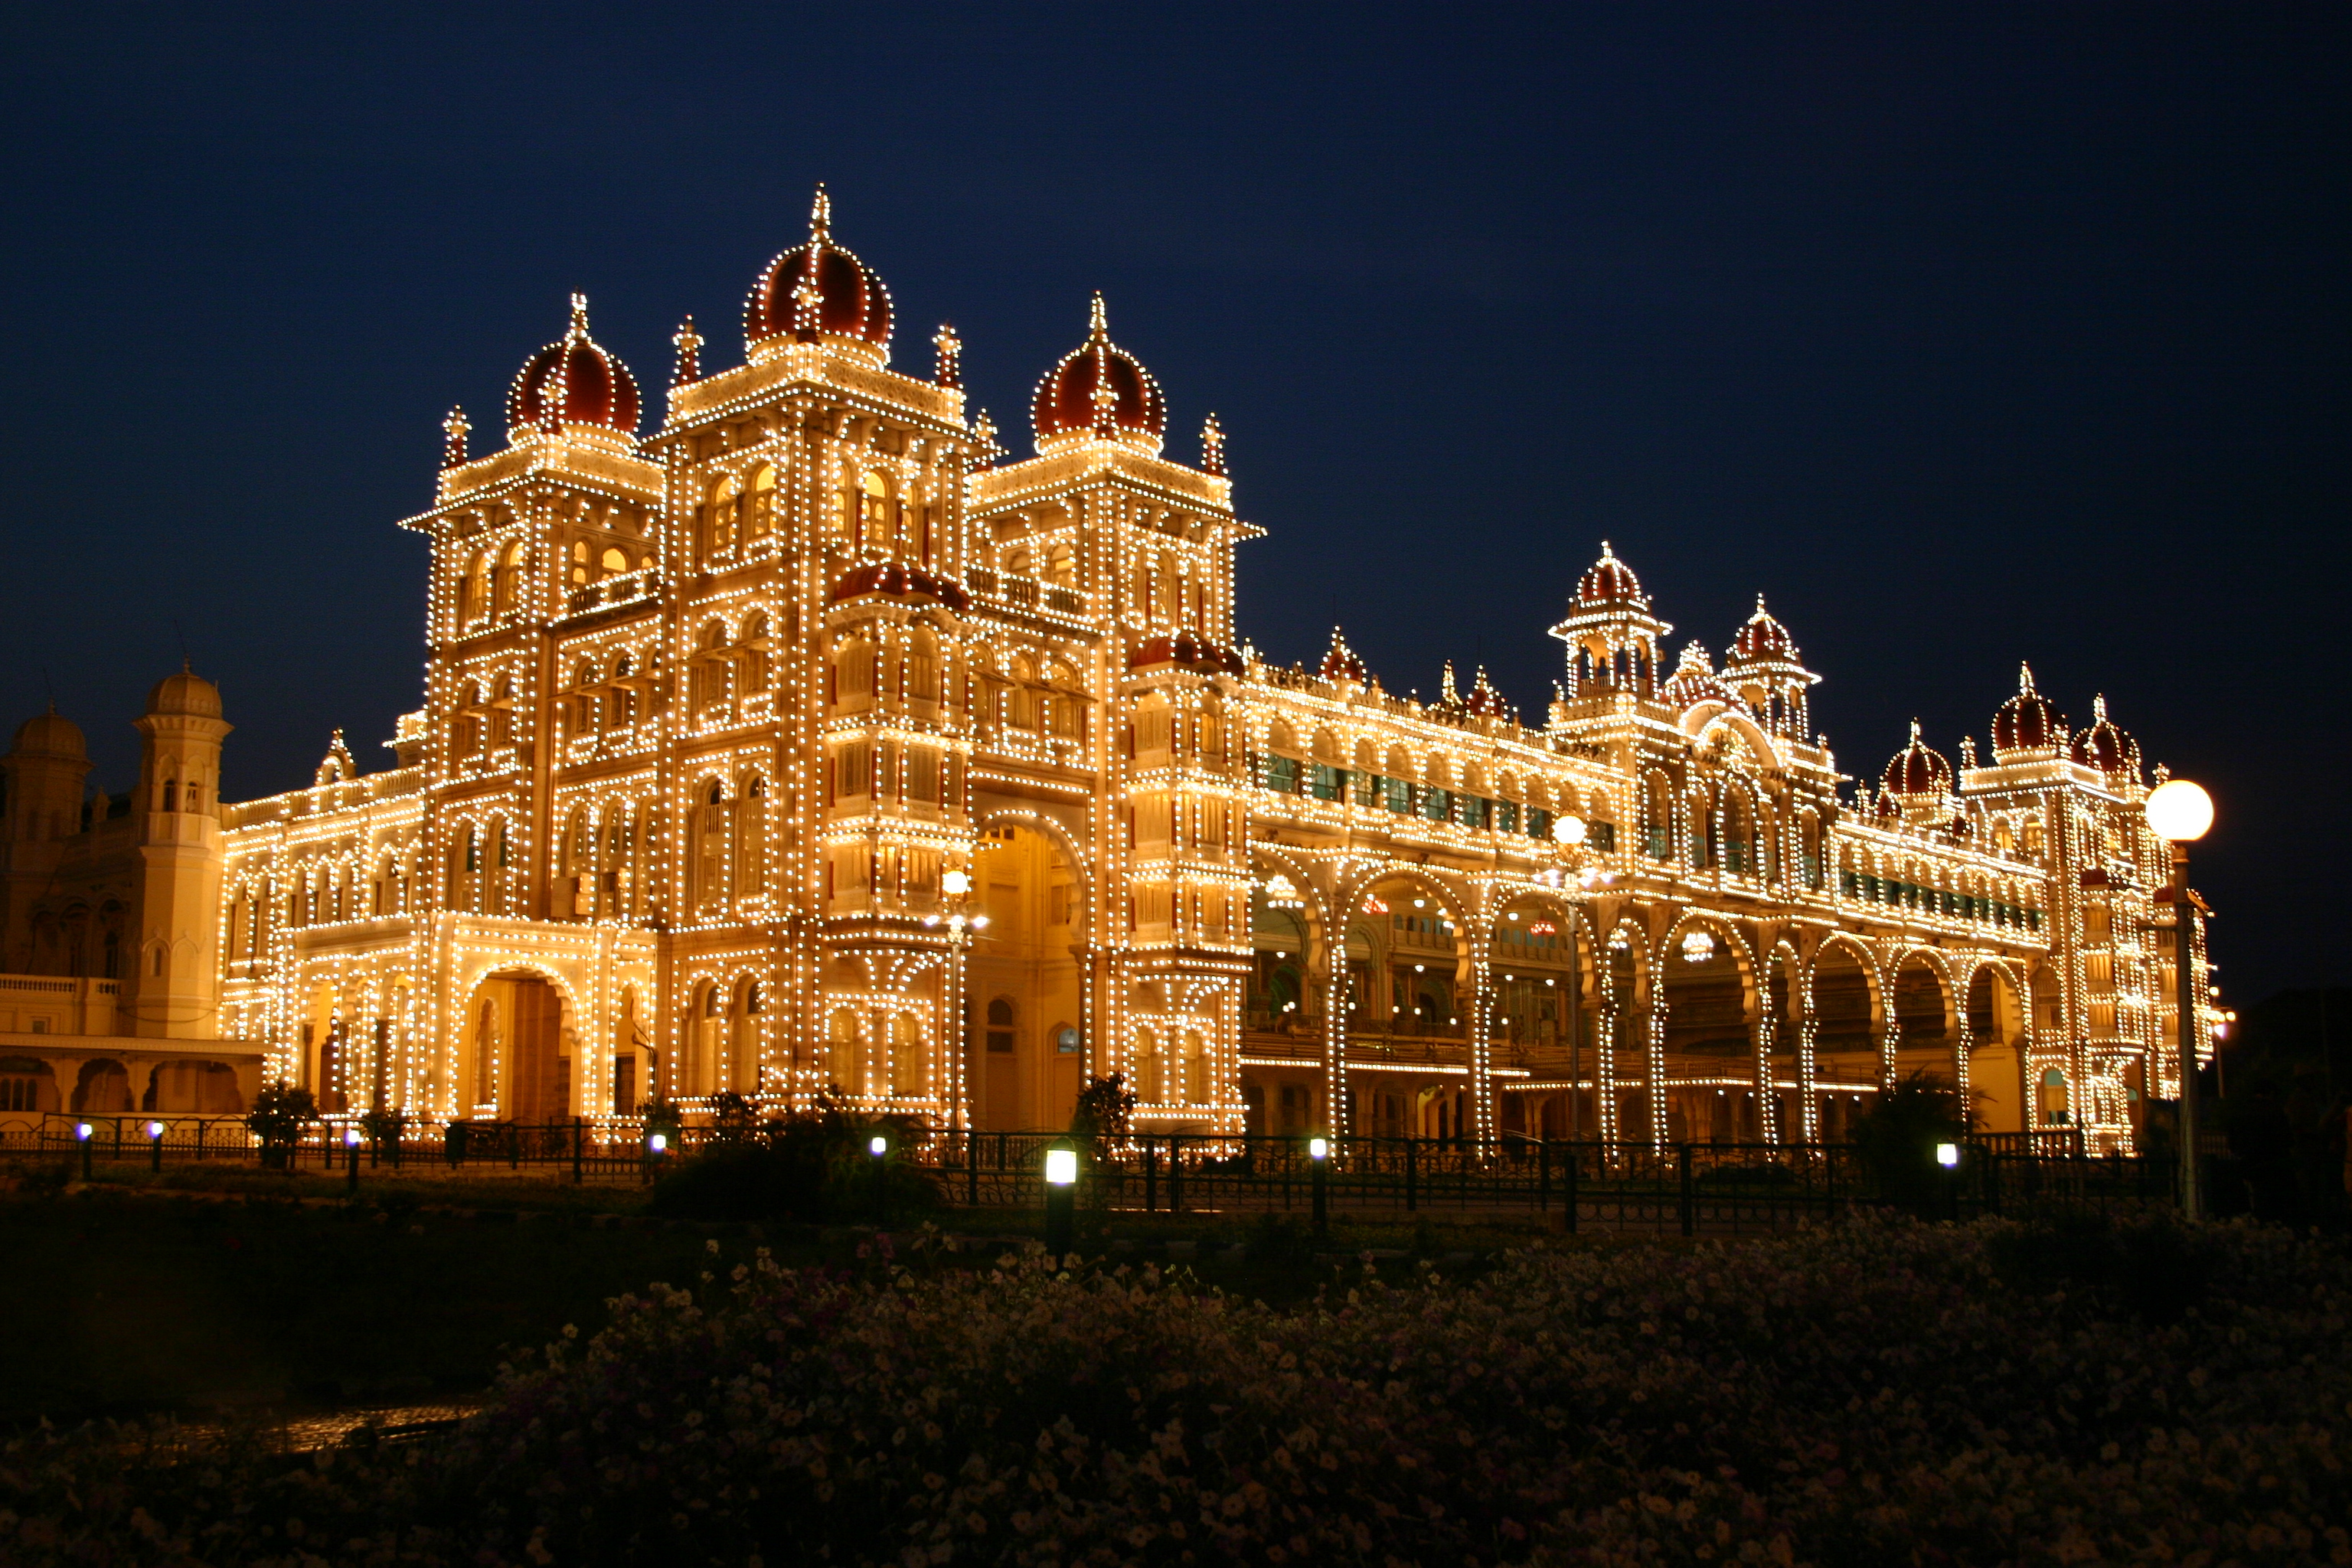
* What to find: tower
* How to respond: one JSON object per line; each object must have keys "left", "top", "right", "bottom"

{"left": 126, "top": 668, "right": 230, "bottom": 1037}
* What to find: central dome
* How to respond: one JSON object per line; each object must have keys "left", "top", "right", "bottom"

{"left": 1882, "top": 720, "right": 1953, "bottom": 797}
{"left": 1031, "top": 293, "right": 1167, "bottom": 454}
{"left": 1575, "top": 542, "right": 1648, "bottom": 609}
{"left": 744, "top": 186, "right": 893, "bottom": 357}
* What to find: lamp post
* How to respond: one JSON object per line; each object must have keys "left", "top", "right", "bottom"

{"left": 76, "top": 1120, "right": 92, "bottom": 1181}
{"left": 344, "top": 1125, "right": 362, "bottom": 1194}
{"left": 2145, "top": 778, "right": 2215, "bottom": 1222}
{"left": 149, "top": 1119, "right": 165, "bottom": 1173}
{"left": 868, "top": 1133, "right": 889, "bottom": 1228}
{"left": 1042, "top": 1140, "right": 1078, "bottom": 1259}
{"left": 1308, "top": 1134, "right": 1329, "bottom": 1236}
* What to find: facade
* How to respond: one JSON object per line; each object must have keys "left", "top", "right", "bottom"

{"left": 1, "top": 191, "right": 2214, "bottom": 1152}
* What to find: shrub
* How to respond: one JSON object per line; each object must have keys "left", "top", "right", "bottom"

{"left": 6, "top": 1214, "right": 2347, "bottom": 1566}
{"left": 243, "top": 1080, "right": 315, "bottom": 1168}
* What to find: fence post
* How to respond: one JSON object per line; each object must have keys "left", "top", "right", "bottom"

{"left": 1168, "top": 1135, "right": 1184, "bottom": 1214}
{"left": 1404, "top": 1137, "right": 1419, "bottom": 1211}
{"left": 573, "top": 1117, "right": 585, "bottom": 1184}
{"left": 1537, "top": 1138, "right": 1550, "bottom": 1211}
{"left": 1678, "top": 1143, "right": 1695, "bottom": 1236}
{"left": 1143, "top": 1142, "right": 1158, "bottom": 1213}
{"left": 194, "top": 1119, "right": 206, "bottom": 1161}
{"left": 966, "top": 1132, "right": 980, "bottom": 1207}
{"left": 508, "top": 1124, "right": 521, "bottom": 1170}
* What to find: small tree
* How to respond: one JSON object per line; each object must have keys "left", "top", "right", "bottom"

{"left": 247, "top": 1081, "right": 317, "bottom": 1169}
{"left": 1851, "top": 1070, "right": 1974, "bottom": 1210}
{"left": 1070, "top": 1073, "right": 1138, "bottom": 1161}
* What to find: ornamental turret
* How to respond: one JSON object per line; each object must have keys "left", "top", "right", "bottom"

{"left": 1550, "top": 542, "right": 1671, "bottom": 703}
{"left": 1722, "top": 595, "right": 1819, "bottom": 740}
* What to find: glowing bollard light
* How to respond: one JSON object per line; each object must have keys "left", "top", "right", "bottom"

{"left": 1042, "top": 1142, "right": 1079, "bottom": 1260}
{"left": 345, "top": 1125, "right": 363, "bottom": 1193}
{"left": 869, "top": 1134, "right": 890, "bottom": 1227}
{"left": 1935, "top": 1142, "right": 1960, "bottom": 1170}
{"left": 1308, "top": 1135, "right": 1331, "bottom": 1236}
{"left": 76, "top": 1120, "right": 93, "bottom": 1181}
{"left": 149, "top": 1119, "right": 165, "bottom": 1173}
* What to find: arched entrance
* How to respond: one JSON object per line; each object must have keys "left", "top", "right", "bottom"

{"left": 0, "top": 1057, "right": 59, "bottom": 1113}
{"left": 1966, "top": 963, "right": 2027, "bottom": 1132}
{"left": 1891, "top": 953, "right": 1957, "bottom": 1086}
{"left": 1491, "top": 894, "right": 1590, "bottom": 1138}
{"left": 71, "top": 1058, "right": 132, "bottom": 1113}
{"left": 968, "top": 822, "right": 1083, "bottom": 1130}
{"left": 1660, "top": 917, "right": 1756, "bottom": 1143}
{"left": 1810, "top": 940, "right": 1881, "bottom": 1138}
{"left": 466, "top": 971, "right": 570, "bottom": 1122}
{"left": 144, "top": 1060, "right": 243, "bottom": 1113}
{"left": 1766, "top": 945, "right": 1804, "bottom": 1141}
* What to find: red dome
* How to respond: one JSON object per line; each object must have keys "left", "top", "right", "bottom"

{"left": 1728, "top": 595, "right": 1797, "bottom": 664}
{"left": 1882, "top": 720, "right": 1953, "bottom": 797}
{"left": 1991, "top": 662, "right": 2064, "bottom": 757}
{"left": 1463, "top": 667, "right": 1512, "bottom": 718}
{"left": 1032, "top": 293, "right": 1167, "bottom": 451}
{"left": 1658, "top": 642, "right": 1732, "bottom": 710}
{"left": 744, "top": 187, "right": 893, "bottom": 353}
{"left": 1318, "top": 626, "right": 1369, "bottom": 684}
{"left": 506, "top": 296, "right": 641, "bottom": 438}
{"left": 1129, "top": 632, "right": 1241, "bottom": 676}
{"left": 828, "top": 562, "right": 969, "bottom": 613}
{"left": 2073, "top": 695, "right": 2141, "bottom": 777}
{"left": 1576, "top": 542, "right": 1647, "bottom": 608}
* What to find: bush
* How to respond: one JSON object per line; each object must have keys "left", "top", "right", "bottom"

{"left": 648, "top": 1104, "right": 939, "bottom": 1223}
{"left": 7, "top": 1214, "right": 2348, "bottom": 1565}
{"left": 243, "top": 1080, "right": 315, "bottom": 1169}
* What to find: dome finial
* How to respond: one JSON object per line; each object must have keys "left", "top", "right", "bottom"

{"left": 671, "top": 316, "right": 703, "bottom": 386}
{"left": 1909, "top": 717, "right": 1924, "bottom": 743}
{"left": 2092, "top": 692, "right": 2108, "bottom": 721}
{"left": 441, "top": 406, "right": 469, "bottom": 469}
{"left": 1755, "top": 592, "right": 1768, "bottom": 614}
{"left": 810, "top": 183, "right": 831, "bottom": 243}
{"left": 933, "top": 322, "right": 962, "bottom": 389}
{"left": 1089, "top": 290, "right": 1108, "bottom": 339}
{"left": 1599, "top": 539, "right": 1614, "bottom": 557}
{"left": 1200, "top": 413, "right": 1226, "bottom": 476}
{"left": 567, "top": 292, "right": 590, "bottom": 337}
{"left": 970, "top": 407, "right": 1001, "bottom": 469}
{"left": 2018, "top": 661, "right": 2037, "bottom": 694}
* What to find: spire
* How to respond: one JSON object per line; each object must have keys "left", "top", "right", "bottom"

{"left": 809, "top": 183, "right": 831, "bottom": 243}
{"left": 567, "top": 292, "right": 590, "bottom": 338}
{"left": 1089, "top": 289, "right": 1108, "bottom": 339}
{"left": 933, "top": 322, "right": 962, "bottom": 388}
{"left": 1318, "top": 625, "right": 1367, "bottom": 684}
{"left": 1440, "top": 660, "right": 1461, "bottom": 705}
{"left": 971, "top": 408, "right": 1001, "bottom": 469}
{"left": 1961, "top": 736, "right": 1978, "bottom": 769}
{"left": 1909, "top": 717, "right": 1924, "bottom": 744}
{"left": 2019, "top": 661, "right": 2037, "bottom": 695}
{"left": 440, "top": 406, "right": 469, "bottom": 469}
{"left": 671, "top": 316, "right": 703, "bottom": 386}
{"left": 2092, "top": 692, "right": 2109, "bottom": 721}
{"left": 1200, "top": 413, "right": 1226, "bottom": 477}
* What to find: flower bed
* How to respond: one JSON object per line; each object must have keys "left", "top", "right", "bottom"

{"left": 5, "top": 1214, "right": 2347, "bottom": 1565}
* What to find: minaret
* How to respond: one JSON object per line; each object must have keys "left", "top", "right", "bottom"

{"left": 127, "top": 665, "right": 231, "bottom": 1038}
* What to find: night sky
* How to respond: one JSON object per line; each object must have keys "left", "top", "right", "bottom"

{"left": 1, "top": 5, "right": 2343, "bottom": 1003}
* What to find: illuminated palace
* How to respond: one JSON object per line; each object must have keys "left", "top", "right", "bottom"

{"left": 0, "top": 191, "right": 2213, "bottom": 1152}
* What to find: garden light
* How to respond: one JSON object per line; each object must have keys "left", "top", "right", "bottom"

{"left": 148, "top": 1121, "right": 164, "bottom": 1139}
{"left": 76, "top": 1122, "right": 91, "bottom": 1141}
{"left": 648, "top": 1132, "right": 668, "bottom": 1154}
{"left": 869, "top": 1135, "right": 887, "bottom": 1156}
{"left": 75, "top": 1121, "right": 92, "bottom": 1180}
{"left": 1935, "top": 1142, "right": 1959, "bottom": 1169}
{"left": 149, "top": 1119, "right": 165, "bottom": 1171}
{"left": 869, "top": 1134, "right": 890, "bottom": 1226}
{"left": 1308, "top": 1136, "right": 1328, "bottom": 1161}
{"left": 1308, "top": 1135, "right": 1330, "bottom": 1234}
{"left": 1042, "top": 1140, "right": 1080, "bottom": 1259}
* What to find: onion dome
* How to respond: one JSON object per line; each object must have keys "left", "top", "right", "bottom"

{"left": 1128, "top": 631, "right": 1243, "bottom": 677}
{"left": 744, "top": 186, "right": 894, "bottom": 357}
{"left": 1726, "top": 595, "right": 1798, "bottom": 665}
{"left": 828, "top": 561, "right": 969, "bottom": 613}
{"left": 1031, "top": 292, "right": 1168, "bottom": 455}
{"left": 1658, "top": 642, "right": 1732, "bottom": 710}
{"left": 1882, "top": 720, "right": 1953, "bottom": 797}
{"left": 8, "top": 707, "right": 86, "bottom": 760}
{"left": 1991, "top": 662, "right": 2064, "bottom": 758}
{"left": 1318, "top": 626, "right": 1369, "bottom": 685}
{"left": 506, "top": 295, "right": 642, "bottom": 440}
{"left": 145, "top": 663, "right": 223, "bottom": 719}
{"left": 2072, "top": 694, "right": 2141, "bottom": 778}
{"left": 1575, "top": 541, "right": 1648, "bottom": 608}
{"left": 1464, "top": 667, "right": 1512, "bottom": 719}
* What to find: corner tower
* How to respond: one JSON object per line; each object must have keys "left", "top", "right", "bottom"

{"left": 126, "top": 667, "right": 230, "bottom": 1037}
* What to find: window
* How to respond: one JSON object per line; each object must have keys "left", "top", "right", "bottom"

{"left": 985, "top": 997, "right": 1014, "bottom": 1054}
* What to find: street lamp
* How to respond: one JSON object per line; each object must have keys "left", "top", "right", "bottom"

{"left": 2145, "top": 778, "right": 2214, "bottom": 1221}
{"left": 1042, "top": 1141, "right": 1078, "bottom": 1259}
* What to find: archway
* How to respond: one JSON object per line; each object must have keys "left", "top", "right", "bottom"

{"left": 1491, "top": 893, "right": 1592, "bottom": 1138}
{"left": 71, "top": 1058, "right": 132, "bottom": 1113}
{"left": 1891, "top": 953, "right": 1957, "bottom": 1086}
{"left": 1810, "top": 939, "right": 1881, "bottom": 1136}
{"left": 0, "top": 1057, "right": 59, "bottom": 1113}
{"left": 969, "top": 822, "right": 1083, "bottom": 1129}
{"left": 466, "top": 971, "right": 570, "bottom": 1122}
{"left": 145, "top": 1060, "right": 243, "bottom": 1113}
{"left": 1966, "top": 963, "right": 2027, "bottom": 1133}
{"left": 1660, "top": 916, "right": 1757, "bottom": 1144}
{"left": 1766, "top": 944, "right": 1804, "bottom": 1142}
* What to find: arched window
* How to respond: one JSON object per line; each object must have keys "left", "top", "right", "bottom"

{"left": 570, "top": 539, "right": 591, "bottom": 586}
{"left": 704, "top": 473, "right": 740, "bottom": 564}
{"left": 857, "top": 471, "right": 890, "bottom": 546}
{"left": 492, "top": 542, "right": 525, "bottom": 616}
{"left": 458, "top": 554, "right": 488, "bottom": 626}
{"left": 740, "top": 612, "right": 771, "bottom": 693}
{"left": 746, "top": 464, "right": 776, "bottom": 543}
{"left": 890, "top": 1014, "right": 925, "bottom": 1097}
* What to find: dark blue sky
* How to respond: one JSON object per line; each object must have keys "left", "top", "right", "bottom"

{"left": 1, "top": 4, "right": 2343, "bottom": 1001}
